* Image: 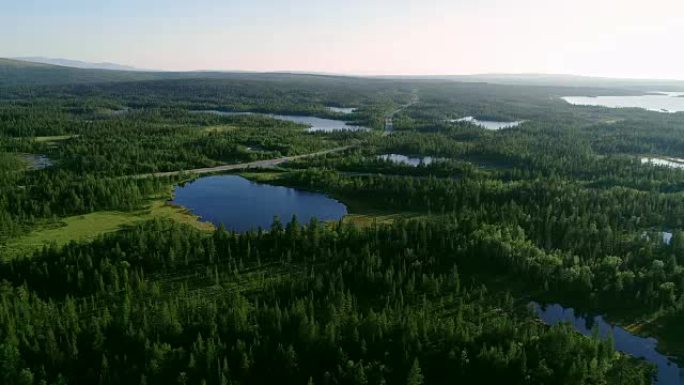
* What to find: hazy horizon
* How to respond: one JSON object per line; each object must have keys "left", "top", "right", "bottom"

{"left": 11, "top": 56, "right": 684, "bottom": 82}
{"left": 3, "top": 0, "right": 684, "bottom": 79}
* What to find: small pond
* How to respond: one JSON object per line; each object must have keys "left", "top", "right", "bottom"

{"left": 563, "top": 92, "right": 684, "bottom": 113}
{"left": 642, "top": 157, "right": 684, "bottom": 170}
{"left": 533, "top": 302, "right": 684, "bottom": 385}
{"left": 642, "top": 230, "right": 674, "bottom": 245}
{"left": 170, "top": 175, "right": 347, "bottom": 232}
{"left": 21, "top": 154, "right": 52, "bottom": 170}
{"left": 195, "top": 110, "right": 370, "bottom": 132}
{"left": 377, "top": 154, "right": 437, "bottom": 167}
{"left": 327, "top": 106, "right": 356, "bottom": 114}
{"left": 450, "top": 116, "right": 523, "bottom": 130}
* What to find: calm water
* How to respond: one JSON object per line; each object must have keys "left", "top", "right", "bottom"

{"left": 377, "top": 154, "right": 436, "bottom": 166}
{"left": 642, "top": 157, "right": 684, "bottom": 169}
{"left": 641, "top": 156, "right": 683, "bottom": 244}
{"left": 196, "top": 110, "right": 370, "bottom": 132}
{"left": 450, "top": 116, "right": 523, "bottom": 130}
{"left": 21, "top": 154, "right": 52, "bottom": 170}
{"left": 642, "top": 230, "right": 674, "bottom": 245}
{"left": 171, "top": 175, "right": 347, "bottom": 232}
{"left": 327, "top": 106, "right": 356, "bottom": 114}
{"left": 563, "top": 92, "right": 684, "bottom": 113}
{"left": 533, "top": 302, "right": 684, "bottom": 385}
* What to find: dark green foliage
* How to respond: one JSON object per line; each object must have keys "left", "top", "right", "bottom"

{"left": 0, "top": 218, "right": 655, "bottom": 384}
{"left": 3, "top": 72, "right": 684, "bottom": 384}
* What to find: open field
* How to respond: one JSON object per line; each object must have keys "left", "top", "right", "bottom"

{"left": 34, "top": 134, "right": 77, "bottom": 142}
{"left": 200, "top": 124, "right": 239, "bottom": 133}
{"left": 2, "top": 198, "right": 213, "bottom": 260}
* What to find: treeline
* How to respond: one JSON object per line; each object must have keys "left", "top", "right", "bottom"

{"left": 353, "top": 121, "right": 684, "bottom": 193}
{"left": 0, "top": 169, "right": 170, "bottom": 241}
{"left": 1, "top": 106, "right": 356, "bottom": 176}
{"left": 284, "top": 150, "right": 485, "bottom": 179}
{"left": 0, "top": 104, "right": 83, "bottom": 137}
{"left": 280, "top": 169, "right": 684, "bottom": 313}
{"left": 1, "top": 76, "right": 418, "bottom": 131}
{"left": 0, "top": 218, "right": 654, "bottom": 385}
{"left": 3, "top": 70, "right": 684, "bottom": 382}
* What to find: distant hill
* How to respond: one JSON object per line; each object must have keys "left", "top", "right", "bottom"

{"left": 0, "top": 58, "right": 367, "bottom": 87}
{"left": 14, "top": 57, "right": 146, "bottom": 71}
{"left": 377, "top": 73, "right": 684, "bottom": 91}
{"left": 0, "top": 58, "right": 172, "bottom": 86}
{"left": 3, "top": 57, "right": 684, "bottom": 92}
{"left": 456, "top": 74, "right": 684, "bottom": 91}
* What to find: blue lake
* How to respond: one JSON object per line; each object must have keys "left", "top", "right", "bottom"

{"left": 170, "top": 175, "right": 347, "bottom": 232}
{"left": 195, "top": 110, "right": 370, "bottom": 132}
{"left": 533, "top": 302, "right": 684, "bottom": 385}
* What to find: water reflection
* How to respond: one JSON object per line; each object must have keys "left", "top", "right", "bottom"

{"left": 21, "top": 154, "right": 52, "bottom": 170}
{"left": 194, "top": 110, "right": 370, "bottom": 132}
{"left": 171, "top": 175, "right": 347, "bottom": 232}
{"left": 533, "top": 302, "right": 684, "bottom": 385}
{"left": 450, "top": 116, "right": 523, "bottom": 130}
{"left": 641, "top": 157, "right": 684, "bottom": 170}
{"left": 377, "top": 154, "right": 437, "bottom": 167}
{"left": 563, "top": 92, "right": 684, "bottom": 113}
{"left": 327, "top": 106, "right": 356, "bottom": 114}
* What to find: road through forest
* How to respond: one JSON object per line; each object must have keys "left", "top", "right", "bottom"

{"left": 134, "top": 145, "right": 355, "bottom": 179}
{"left": 135, "top": 92, "right": 418, "bottom": 178}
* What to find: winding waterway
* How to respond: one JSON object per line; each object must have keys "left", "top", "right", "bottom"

{"left": 533, "top": 302, "right": 684, "bottom": 384}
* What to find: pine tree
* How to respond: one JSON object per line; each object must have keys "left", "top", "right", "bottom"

{"left": 406, "top": 358, "right": 423, "bottom": 385}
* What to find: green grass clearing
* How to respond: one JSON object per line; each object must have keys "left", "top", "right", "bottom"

{"left": 34, "top": 134, "right": 77, "bottom": 143}
{"left": 2, "top": 199, "right": 213, "bottom": 260}
{"left": 239, "top": 170, "right": 285, "bottom": 182}
{"left": 342, "top": 213, "right": 420, "bottom": 227}
{"left": 201, "top": 125, "right": 239, "bottom": 133}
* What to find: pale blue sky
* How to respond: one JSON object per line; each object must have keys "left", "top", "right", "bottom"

{"left": 2, "top": 0, "right": 684, "bottom": 78}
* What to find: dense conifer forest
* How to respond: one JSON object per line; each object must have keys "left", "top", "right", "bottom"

{"left": 2, "top": 61, "right": 684, "bottom": 384}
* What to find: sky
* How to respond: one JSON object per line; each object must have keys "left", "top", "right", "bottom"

{"left": 2, "top": 0, "right": 684, "bottom": 78}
